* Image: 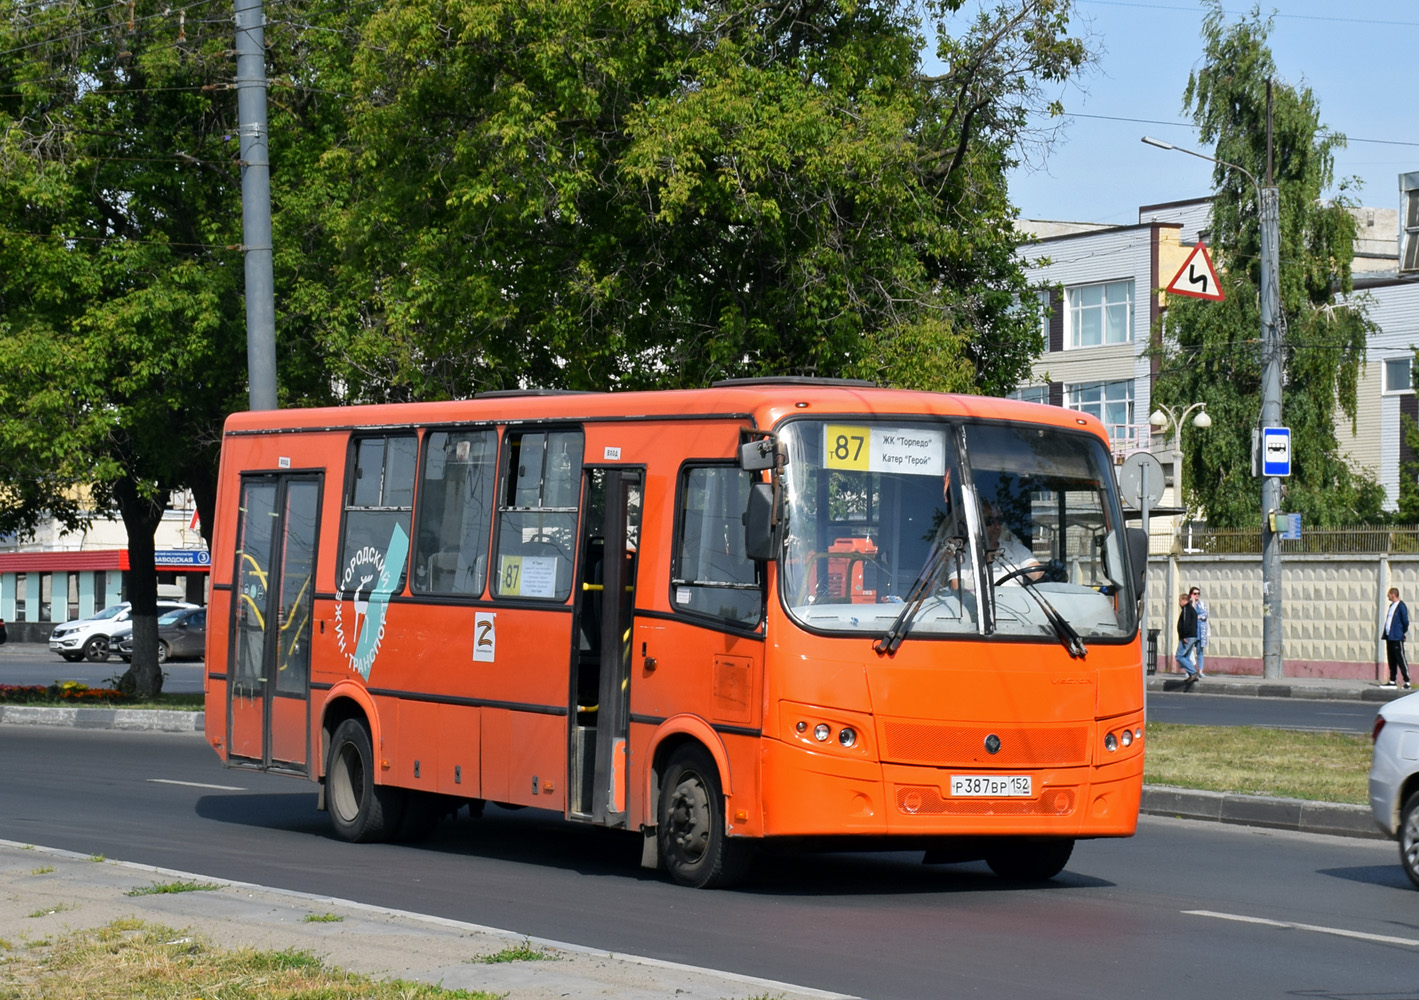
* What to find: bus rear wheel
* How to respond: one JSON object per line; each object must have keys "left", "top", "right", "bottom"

{"left": 327, "top": 719, "right": 405, "bottom": 843}
{"left": 657, "top": 745, "right": 751, "bottom": 889}
{"left": 985, "top": 837, "right": 1074, "bottom": 881}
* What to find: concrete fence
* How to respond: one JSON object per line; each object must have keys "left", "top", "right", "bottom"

{"left": 1143, "top": 552, "right": 1419, "bottom": 680}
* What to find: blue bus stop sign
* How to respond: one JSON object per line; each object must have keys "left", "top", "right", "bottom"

{"left": 1261, "top": 427, "right": 1291, "bottom": 477}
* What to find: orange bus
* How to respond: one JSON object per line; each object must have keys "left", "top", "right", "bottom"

{"left": 203, "top": 379, "right": 1148, "bottom": 887}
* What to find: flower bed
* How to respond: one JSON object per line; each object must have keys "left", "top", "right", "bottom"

{"left": 0, "top": 682, "right": 130, "bottom": 704}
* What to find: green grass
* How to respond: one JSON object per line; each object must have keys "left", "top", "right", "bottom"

{"left": 0, "top": 919, "right": 502, "bottom": 999}
{"left": 301, "top": 912, "right": 344, "bottom": 923}
{"left": 1144, "top": 723, "right": 1372, "bottom": 804}
{"left": 124, "top": 880, "right": 220, "bottom": 897}
{"left": 473, "top": 938, "right": 559, "bottom": 964}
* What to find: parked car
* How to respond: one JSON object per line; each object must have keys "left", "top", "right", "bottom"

{"left": 1369, "top": 690, "right": 1419, "bottom": 888}
{"left": 48, "top": 601, "right": 196, "bottom": 663}
{"left": 113, "top": 606, "right": 207, "bottom": 664}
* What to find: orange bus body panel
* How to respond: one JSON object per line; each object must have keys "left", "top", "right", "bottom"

{"left": 203, "top": 385, "right": 1144, "bottom": 863}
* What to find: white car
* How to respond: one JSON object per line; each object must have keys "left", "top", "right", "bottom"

{"left": 48, "top": 601, "right": 196, "bottom": 663}
{"left": 1369, "top": 689, "right": 1419, "bottom": 889}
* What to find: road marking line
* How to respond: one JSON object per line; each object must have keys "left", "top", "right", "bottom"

{"left": 1186, "top": 909, "right": 1419, "bottom": 947}
{"left": 147, "top": 778, "right": 245, "bottom": 791}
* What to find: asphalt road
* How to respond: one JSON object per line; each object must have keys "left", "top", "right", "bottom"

{"left": 0, "top": 725, "right": 1412, "bottom": 1000}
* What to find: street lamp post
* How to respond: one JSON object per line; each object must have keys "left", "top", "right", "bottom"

{"left": 1148, "top": 402, "right": 1212, "bottom": 509}
{"left": 1142, "top": 135, "right": 1284, "bottom": 679}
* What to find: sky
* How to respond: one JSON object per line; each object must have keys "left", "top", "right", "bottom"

{"left": 981, "top": 0, "right": 1419, "bottom": 225}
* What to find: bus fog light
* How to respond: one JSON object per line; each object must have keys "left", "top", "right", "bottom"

{"left": 1120, "top": 729, "right": 1133, "bottom": 747}
{"left": 814, "top": 724, "right": 830, "bottom": 742}
{"left": 796, "top": 721, "right": 807, "bottom": 733}
{"left": 1104, "top": 732, "right": 1118, "bottom": 752}
{"left": 838, "top": 727, "right": 857, "bottom": 748}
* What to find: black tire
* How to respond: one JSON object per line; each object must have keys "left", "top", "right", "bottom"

{"left": 986, "top": 838, "right": 1074, "bottom": 881}
{"left": 60, "top": 653, "right": 83, "bottom": 663}
{"left": 156, "top": 640, "right": 169, "bottom": 664}
{"left": 83, "top": 635, "right": 110, "bottom": 662}
{"left": 1401, "top": 791, "right": 1419, "bottom": 890}
{"left": 326, "top": 719, "right": 405, "bottom": 843}
{"left": 657, "top": 744, "right": 752, "bottom": 889}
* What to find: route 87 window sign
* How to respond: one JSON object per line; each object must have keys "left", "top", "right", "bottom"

{"left": 334, "top": 523, "right": 409, "bottom": 680}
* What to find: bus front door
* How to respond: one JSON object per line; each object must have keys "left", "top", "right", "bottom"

{"left": 571, "top": 468, "right": 641, "bottom": 826}
{"left": 228, "top": 474, "right": 321, "bottom": 774}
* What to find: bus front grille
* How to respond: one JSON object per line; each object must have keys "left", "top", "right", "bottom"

{"left": 881, "top": 721, "right": 1088, "bottom": 767}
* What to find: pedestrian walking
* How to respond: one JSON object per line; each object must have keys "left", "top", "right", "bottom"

{"left": 1190, "top": 587, "right": 1210, "bottom": 677}
{"left": 1175, "top": 592, "right": 1199, "bottom": 681}
{"left": 1382, "top": 587, "right": 1411, "bottom": 689}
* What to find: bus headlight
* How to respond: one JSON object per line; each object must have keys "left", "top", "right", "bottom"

{"left": 814, "top": 723, "right": 831, "bottom": 742}
{"left": 838, "top": 727, "right": 857, "bottom": 748}
{"left": 1104, "top": 732, "right": 1118, "bottom": 752}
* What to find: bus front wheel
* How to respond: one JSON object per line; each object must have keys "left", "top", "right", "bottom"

{"left": 985, "top": 837, "right": 1074, "bottom": 881}
{"left": 327, "top": 719, "right": 405, "bottom": 843}
{"left": 657, "top": 744, "right": 751, "bottom": 889}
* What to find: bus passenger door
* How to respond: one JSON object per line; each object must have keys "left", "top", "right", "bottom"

{"left": 571, "top": 468, "right": 641, "bottom": 826}
{"left": 228, "top": 474, "right": 321, "bottom": 774}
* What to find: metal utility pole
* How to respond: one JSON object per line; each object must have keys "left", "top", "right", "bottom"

{"left": 1142, "top": 115, "right": 1286, "bottom": 678}
{"left": 235, "top": 0, "right": 277, "bottom": 411}
{"left": 1259, "top": 84, "right": 1283, "bottom": 678}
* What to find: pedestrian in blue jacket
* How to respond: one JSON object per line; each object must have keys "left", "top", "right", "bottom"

{"left": 1382, "top": 587, "right": 1411, "bottom": 689}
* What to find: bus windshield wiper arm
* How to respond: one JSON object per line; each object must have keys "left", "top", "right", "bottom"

{"left": 874, "top": 535, "right": 963, "bottom": 655}
{"left": 995, "top": 554, "right": 1087, "bottom": 659}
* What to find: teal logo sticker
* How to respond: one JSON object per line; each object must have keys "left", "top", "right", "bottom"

{"left": 334, "top": 523, "right": 409, "bottom": 680}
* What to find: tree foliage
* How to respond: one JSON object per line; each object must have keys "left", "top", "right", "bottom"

{"left": 307, "top": 0, "right": 1088, "bottom": 400}
{"left": 0, "top": 0, "right": 343, "bottom": 692}
{"left": 1151, "top": 2, "right": 1385, "bottom": 527}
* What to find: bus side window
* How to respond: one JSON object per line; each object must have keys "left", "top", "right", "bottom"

{"left": 671, "top": 465, "right": 761, "bottom": 627}
{"left": 493, "top": 429, "right": 583, "bottom": 601}
{"left": 413, "top": 430, "right": 497, "bottom": 596}
{"left": 341, "top": 434, "right": 416, "bottom": 589}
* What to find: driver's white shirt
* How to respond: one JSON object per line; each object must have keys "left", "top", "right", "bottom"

{"left": 947, "top": 530, "right": 1039, "bottom": 586}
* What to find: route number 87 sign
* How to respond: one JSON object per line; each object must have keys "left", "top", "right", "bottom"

{"left": 823, "top": 425, "right": 946, "bottom": 477}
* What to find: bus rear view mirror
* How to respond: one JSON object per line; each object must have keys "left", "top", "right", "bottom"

{"left": 739, "top": 438, "right": 776, "bottom": 472}
{"left": 744, "top": 482, "right": 781, "bottom": 560}
{"left": 1126, "top": 526, "right": 1148, "bottom": 595}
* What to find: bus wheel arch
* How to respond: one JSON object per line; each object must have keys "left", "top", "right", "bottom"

{"left": 645, "top": 727, "right": 750, "bottom": 889}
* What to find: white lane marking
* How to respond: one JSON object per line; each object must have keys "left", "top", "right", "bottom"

{"left": 147, "top": 778, "right": 245, "bottom": 791}
{"left": 1186, "top": 909, "right": 1419, "bottom": 948}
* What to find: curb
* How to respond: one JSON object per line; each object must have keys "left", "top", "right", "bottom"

{"left": 1145, "top": 674, "right": 1407, "bottom": 702}
{"left": 1141, "top": 785, "right": 1381, "bottom": 840}
{"left": 0, "top": 705, "right": 203, "bottom": 732}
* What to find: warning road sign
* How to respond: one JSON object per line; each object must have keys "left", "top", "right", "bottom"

{"left": 1166, "top": 243, "right": 1225, "bottom": 302}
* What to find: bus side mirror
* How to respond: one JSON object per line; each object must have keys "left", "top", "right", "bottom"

{"left": 1126, "top": 526, "right": 1148, "bottom": 595}
{"left": 744, "top": 482, "right": 781, "bottom": 561}
{"left": 739, "top": 439, "right": 776, "bottom": 471}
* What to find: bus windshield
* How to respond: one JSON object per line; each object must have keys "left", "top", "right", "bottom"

{"left": 779, "top": 418, "right": 1137, "bottom": 645}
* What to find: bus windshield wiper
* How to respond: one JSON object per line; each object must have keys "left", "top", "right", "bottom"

{"left": 874, "top": 536, "right": 963, "bottom": 655}
{"left": 994, "top": 554, "right": 1087, "bottom": 659}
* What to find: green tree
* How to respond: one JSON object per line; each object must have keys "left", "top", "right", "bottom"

{"left": 311, "top": 0, "right": 1087, "bottom": 400}
{"left": 0, "top": 0, "right": 350, "bottom": 693}
{"left": 1151, "top": 2, "right": 1384, "bottom": 527}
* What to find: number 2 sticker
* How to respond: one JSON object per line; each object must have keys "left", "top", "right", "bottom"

{"left": 473, "top": 612, "right": 496, "bottom": 662}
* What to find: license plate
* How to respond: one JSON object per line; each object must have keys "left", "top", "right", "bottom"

{"left": 950, "top": 775, "right": 1032, "bottom": 797}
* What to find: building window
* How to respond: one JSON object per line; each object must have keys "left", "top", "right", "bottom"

{"left": 1008, "top": 385, "right": 1049, "bottom": 406}
{"left": 1385, "top": 357, "right": 1413, "bottom": 394}
{"left": 1066, "top": 379, "right": 1133, "bottom": 433}
{"left": 1067, "top": 280, "right": 1133, "bottom": 347}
